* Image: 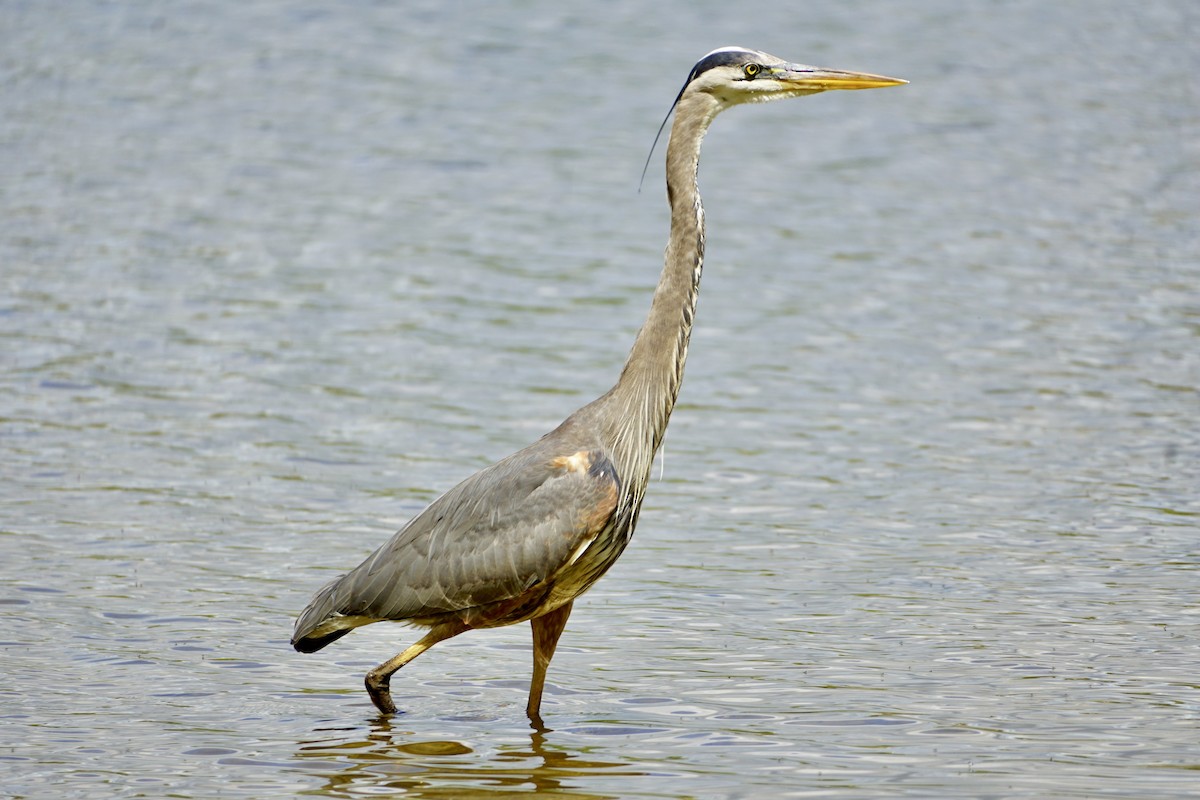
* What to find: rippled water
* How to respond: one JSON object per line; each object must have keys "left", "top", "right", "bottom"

{"left": 3, "top": 1, "right": 1199, "bottom": 797}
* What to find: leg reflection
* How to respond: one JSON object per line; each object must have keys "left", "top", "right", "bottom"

{"left": 295, "top": 719, "right": 640, "bottom": 797}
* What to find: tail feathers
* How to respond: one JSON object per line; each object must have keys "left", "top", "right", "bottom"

{"left": 291, "top": 574, "right": 372, "bottom": 653}
{"left": 292, "top": 626, "right": 352, "bottom": 653}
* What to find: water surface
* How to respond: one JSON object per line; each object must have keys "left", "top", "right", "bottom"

{"left": 3, "top": 1, "right": 1198, "bottom": 797}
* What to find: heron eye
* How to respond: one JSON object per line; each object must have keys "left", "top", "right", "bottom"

{"left": 743, "top": 63, "right": 762, "bottom": 79}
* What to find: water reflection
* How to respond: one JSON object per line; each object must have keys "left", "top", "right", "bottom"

{"left": 295, "top": 720, "right": 640, "bottom": 798}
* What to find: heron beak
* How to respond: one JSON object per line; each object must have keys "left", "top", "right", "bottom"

{"left": 778, "top": 66, "right": 907, "bottom": 91}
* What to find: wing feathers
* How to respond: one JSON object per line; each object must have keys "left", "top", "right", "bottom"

{"left": 291, "top": 445, "right": 619, "bottom": 647}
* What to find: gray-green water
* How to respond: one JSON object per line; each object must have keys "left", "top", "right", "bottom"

{"left": 3, "top": 2, "right": 1198, "bottom": 797}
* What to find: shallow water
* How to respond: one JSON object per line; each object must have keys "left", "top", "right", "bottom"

{"left": 3, "top": 1, "right": 1199, "bottom": 797}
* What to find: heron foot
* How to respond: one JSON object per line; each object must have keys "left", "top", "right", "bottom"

{"left": 365, "top": 671, "right": 397, "bottom": 715}
{"left": 527, "top": 708, "right": 549, "bottom": 733}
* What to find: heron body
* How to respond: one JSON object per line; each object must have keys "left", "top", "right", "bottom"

{"left": 292, "top": 47, "right": 904, "bottom": 724}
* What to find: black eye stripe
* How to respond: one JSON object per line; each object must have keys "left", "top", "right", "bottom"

{"left": 688, "top": 49, "right": 757, "bottom": 83}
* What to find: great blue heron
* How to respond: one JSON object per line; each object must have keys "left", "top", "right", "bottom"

{"left": 292, "top": 47, "right": 904, "bottom": 724}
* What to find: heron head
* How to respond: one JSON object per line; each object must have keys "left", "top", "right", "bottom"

{"left": 639, "top": 48, "right": 904, "bottom": 189}
{"left": 678, "top": 47, "right": 906, "bottom": 108}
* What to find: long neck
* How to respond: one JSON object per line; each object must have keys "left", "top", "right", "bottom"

{"left": 601, "top": 92, "right": 721, "bottom": 481}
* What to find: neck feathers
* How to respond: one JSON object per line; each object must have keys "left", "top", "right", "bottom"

{"left": 602, "top": 92, "right": 721, "bottom": 485}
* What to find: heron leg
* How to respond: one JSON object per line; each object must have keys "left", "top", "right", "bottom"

{"left": 365, "top": 620, "right": 470, "bottom": 715}
{"left": 527, "top": 600, "right": 573, "bottom": 726}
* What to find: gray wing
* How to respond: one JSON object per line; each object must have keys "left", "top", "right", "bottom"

{"left": 292, "top": 444, "right": 619, "bottom": 649}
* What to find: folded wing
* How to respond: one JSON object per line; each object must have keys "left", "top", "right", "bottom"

{"left": 291, "top": 445, "right": 619, "bottom": 652}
